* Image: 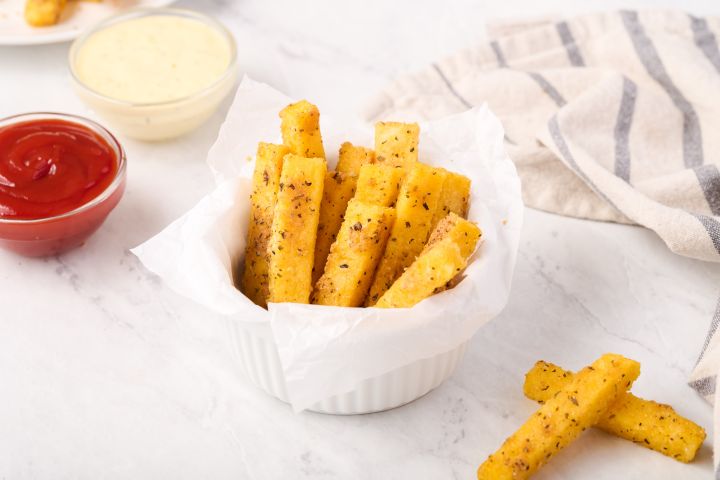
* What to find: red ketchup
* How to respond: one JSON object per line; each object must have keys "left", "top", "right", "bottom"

{"left": 0, "top": 116, "right": 125, "bottom": 257}
{"left": 0, "top": 119, "right": 118, "bottom": 219}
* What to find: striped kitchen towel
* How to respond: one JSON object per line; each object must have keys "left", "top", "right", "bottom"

{"left": 365, "top": 8, "right": 720, "bottom": 470}
{"left": 364, "top": 10, "right": 720, "bottom": 263}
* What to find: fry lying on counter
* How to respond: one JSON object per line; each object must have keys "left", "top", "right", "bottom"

{"left": 240, "top": 100, "right": 481, "bottom": 309}
{"left": 524, "top": 360, "right": 706, "bottom": 463}
{"left": 477, "top": 354, "right": 706, "bottom": 480}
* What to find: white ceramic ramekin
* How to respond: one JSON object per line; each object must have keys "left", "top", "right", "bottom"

{"left": 226, "top": 320, "right": 467, "bottom": 414}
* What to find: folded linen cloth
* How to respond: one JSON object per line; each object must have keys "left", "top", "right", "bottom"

{"left": 365, "top": 8, "right": 720, "bottom": 470}
{"left": 364, "top": 9, "right": 720, "bottom": 263}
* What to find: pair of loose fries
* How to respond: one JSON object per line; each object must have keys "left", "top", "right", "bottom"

{"left": 524, "top": 360, "right": 706, "bottom": 463}
{"left": 477, "top": 354, "right": 706, "bottom": 479}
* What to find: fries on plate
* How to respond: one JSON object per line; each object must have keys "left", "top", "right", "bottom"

{"left": 25, "top": 0, "right": 67, "bottom": 27}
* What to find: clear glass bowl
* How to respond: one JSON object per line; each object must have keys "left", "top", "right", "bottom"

{"left": 0, "top": 113, "right": 126, "bottom": 257}
{"left": 68, "top": 8, "right": 239, "bottom": 141}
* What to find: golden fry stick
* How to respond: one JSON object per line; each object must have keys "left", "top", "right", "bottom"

{"left": 240, "top": 143, "right": 290, "bottom": 307}
{"left": 279, "top": 100, "right": 325, "bottom": 158}
{"left": 478, "top": 354, "right": 641, "bottom": 480}
{"left": 354, "top": 163, "right": 404, "bottom": 207}
{"left": 336, "top": 142, "right": 375, "bottom": 176}
{"left": 424, "top": 212, "right": 481, "bottom": 259}
{"left": 524, "top": 361, "right": 706, "bottom": 463}
{"left": 312, "top": 171, "right": 357, "bottom": 284}
{"left": 431, "top": 170, "right": 471, "bottom": 229}
{"left": 312, "top": 200, "right": 395, "bottom": 307}
{"left": 423, "top": 212, "right": 482, "bottom": 294}
{"left": 365, "top": 163, "right": 446, "bottom": 305}
{"left": 268, "top": 154, "right": 326, "bottom": 304}
{"left": 375, "top": 121, "right": 419, "bottom": 170}
{"left": 376, "top": 215, "right": 480, "bottom": 308}
{"left": 25, "top": 0, "right": 66, "bottom": 27}
{"left": 375, "top": 242, "right": 464, "bottom": 308}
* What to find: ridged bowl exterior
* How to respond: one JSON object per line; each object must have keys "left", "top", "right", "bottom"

{"left": 227, "top": 319, "right": 467, "bottom": 415}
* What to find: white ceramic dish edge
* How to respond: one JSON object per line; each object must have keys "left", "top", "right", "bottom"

{"left": 227, "top": 319, "right": 468, "bottom": 415}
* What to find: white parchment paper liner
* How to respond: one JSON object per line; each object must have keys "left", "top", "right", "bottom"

{"left": 132, "top": 76, "right": 524, "bottom": 411}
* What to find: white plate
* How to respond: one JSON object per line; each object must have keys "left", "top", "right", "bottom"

{"left": 0, "top": 0, "right": 176, "bottom": 46}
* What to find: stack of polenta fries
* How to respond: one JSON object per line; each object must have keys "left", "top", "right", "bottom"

{"left": 240, "top": 100, "right": 480, "bottom": 309}
{"left": 477, "top": 353, "right": 707, "bottom": 479}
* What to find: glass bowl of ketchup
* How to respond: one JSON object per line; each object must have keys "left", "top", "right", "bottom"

{"left": 0, "top": 113, "right": 126, "bottom": 257}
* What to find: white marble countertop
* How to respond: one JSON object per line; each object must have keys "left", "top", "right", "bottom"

{"left": 2, "top": 0, "right": 720, "bottom": 478}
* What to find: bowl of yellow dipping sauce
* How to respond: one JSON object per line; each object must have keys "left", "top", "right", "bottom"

{"left": 69, "top": 8, "right": 238, "bottom": 141}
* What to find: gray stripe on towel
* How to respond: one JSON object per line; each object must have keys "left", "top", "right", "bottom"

{"left": 556, "top": 21, "right": 585, "bottom": 66}
{"left": 490, "top": 40, "right": 508, "bottom": 68}
{"left": 548, "top": 116, "right": 624, "bottom": 214}
{"left": 432, "top": 63, "right": 472, "bottom": 109}
{"left": 696, "top": 298, "right": 720, "bottom": 365}
{"left": 694, "top": 213, "right": 720, "bottom": 255}
{"left": 695, "top": 164, "right": 720, "bottom": 216}
{"left": 690, "top": 14, "right": 720, "bottom": 74}
{"left": 613, "top": 77, "right": 637, "bottom": 182}
{"left": 527, "top": 72, "right": 567, "bottom": 107}
{"left": 621, "top": 10, "right": 704, "bottom": 168}
{"left": 689, "top": 375, "right": 716, "bottom": 397}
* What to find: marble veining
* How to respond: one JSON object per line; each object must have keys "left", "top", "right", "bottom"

{"left": 2, "top": 0, "right": 720, "bottom": 478}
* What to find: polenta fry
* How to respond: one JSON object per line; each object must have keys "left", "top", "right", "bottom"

{"left": 424, "top": 213, "right": 481, "bottom": 259}
{"left": 268, "top": 154, "right": 326, "bottom": 304}
{"left": 240, "top": 143, "right": 290, "bottom": 308}
{"left": 279, "top": 100, "right": 325, "bottom": 158}
{"left": 365, "top": 163, "right": 446, "bottom": 305}
{"left": 524, "top": 361, "right": 706, "bottom": 463}
{"left": 337, "top": 142, "right": 375, "bottom": 176}
{"left": 375, "top": 242, "right": 465, "bottom": 308}
{"left": 355, "top": 163, "right": 404, "bottom": 208}
{"left": 375, "top": 121, "right": 419, "bottom": 170}
{"left": 478, "top": 354, "right": 641, "bottom": 480}
{"left": 376, "top": 214, "right": 481, "bottom": 308}
{"left": 312, "top": 171, "right": 358, "bottom": 284}
{"left": 312, "top": 200, "right": 395, "bottom": 307}
{"left": 25, "top": 0, "right": 67, "bottom": 27}
{"left": 431, "top": 170, "right": 471, "bottom": 229}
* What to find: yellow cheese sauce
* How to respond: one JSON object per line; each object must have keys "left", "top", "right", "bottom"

{"left": 73, "top": 15, "right": 232, "bottom": 104}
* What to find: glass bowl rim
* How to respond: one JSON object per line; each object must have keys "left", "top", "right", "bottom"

{"left": 68, "top": 7, "right": 239, "bottom": 108}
